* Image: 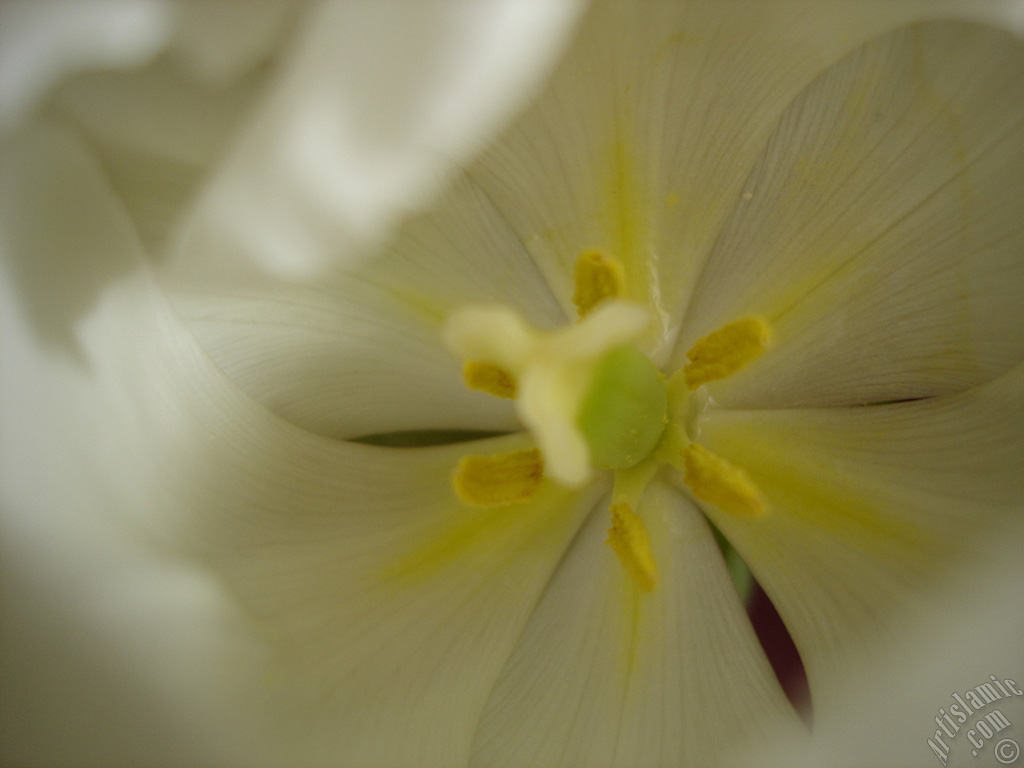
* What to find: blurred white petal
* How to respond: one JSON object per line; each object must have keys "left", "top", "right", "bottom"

{"left": 0, "top": 122, "right": 275, "bottom": 766}
{"left": 178, "top": 0, "right": 588, "bottom": 281}
{"left": 0, "top": 121, "right": 152, "bottom": 351}
{"left": 2, "top": 1, "right": 301, "bottom": 261}
{"left": 0, "top": 433, "right": 269, "bottom": 767}
{"left": 46, "top": 59, "right": 272, "bottom": 254}
{"left": 0, "top": 0, "right": 298, "bottom": 132}
{"left": 0, "top": 0, "right": 170, "bottom": 131}
{"left": 167, "top": 0, "right": 303, "bottom": 86}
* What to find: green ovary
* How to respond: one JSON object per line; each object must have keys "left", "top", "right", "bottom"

{"left": 577, "top": 344, "right": 668, "bottom": 470}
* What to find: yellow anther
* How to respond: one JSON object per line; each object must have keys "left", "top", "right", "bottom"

{"left": 573, "top": 250, "right": 625, "bottom": 317}
{"left": 606, "top": 503, "right": 657, "bottom": 592}
{"left": 453, "top": 449, "right": 544, "bottom": 506}
{"left": 682, "top": 443, "right": 765, "bottom": 516}
{"left": 683, "top": 316, "right": 772, "bottom": 389}
{"left": 463, "top": 361, "right": 517, "bottom": 399}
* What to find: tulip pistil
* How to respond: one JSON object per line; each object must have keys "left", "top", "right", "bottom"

{"left": 578, "top": 344, "right": 667, "bottom": 470}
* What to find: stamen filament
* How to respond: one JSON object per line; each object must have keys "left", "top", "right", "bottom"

{"left": 611, "top": 458, "right": 662, "bottom": 510}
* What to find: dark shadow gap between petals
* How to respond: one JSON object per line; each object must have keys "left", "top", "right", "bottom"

{"left": 349, "top": 429, "right": 512, "bottom": 448}
{"left": 748, "top": 581, "right": 812, "bottom": 727}
{"left": 710, "top": 517, "right": 813, "bottom": 725}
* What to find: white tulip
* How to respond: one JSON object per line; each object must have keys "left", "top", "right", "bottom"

{"left": 2, "top": 1, "right": 1023, "bottom": 766}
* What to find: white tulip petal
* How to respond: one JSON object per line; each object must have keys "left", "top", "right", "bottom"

{"left": 674, "top": 21, "right": 1024, "bottom": 407}
{"left": 10, "top": 2, "right": 301, "bottom": 256}
{"left": 0, "top": 420, "right": 269, "bottom": 767}
{"left": 0, "top": 0, "right": 170, "bottom": 131}
{"left": 747, "top": 520, "right": 1024, "bottom": 768}
{"left": 172, "top": 283, "right": 520, "bottom": 441}
{"left": 164, "top": 6, "right": 1024, "bottom": 436}
{"left": 8, "top": 4, "right": 1024, "bottom": 766}
{"left": 0, "top": 121, "right": 283, "bottom": 765}
{"left": 48, "top": 59, "right": 271, "bottom": 254}
{"left": 467, "top": 0, "right": 1010, "bottom": 361}
{"left": 178, "top": 0, "right": 586, "bottom": 279}
{"left": 167, "top": 0, "right": 301, "bottom": 86}
{"left": 687, "top": 362, "right": 1024, "bottom": 713}
{"left": 0, "top": 122, "right": 150, "bottom": 351}
{"left": 352, "top": 171, "right": 567, "bottom": 327}
{"left": 4, "top": 273, "right": 591, "bottom": 764}
{"left": 471, "top": 481, "right": 801, "bottom": 768}
{"left": 191, "top": 433, "right": 604, "bottom": 767}
{"left": 167, "top": 169, "right": 574, "bottom": 438}
{"left": 1, "top": 123, "right": 604, "bottom": 763}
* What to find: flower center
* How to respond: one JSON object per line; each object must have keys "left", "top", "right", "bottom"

{"left": 444, "top": 251, "right": 774, "bottom": 592}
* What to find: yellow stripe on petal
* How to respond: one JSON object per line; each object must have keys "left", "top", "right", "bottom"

{"left": 682, "top": 443, "right": 765, "bottom": 517}
{"left": 606, "top": 503, "right": 657, "bottom": 591}
{"left": 573, "top": 250, "right": 625, "bottom": 317}
{"left": 454, "top": 449, "right": 544, "bottom": 506}
{"left": 683, "top": 317, "right": 772, "bottom": 389}
{"left": 463, "top": 361, "right": 517, "bottom": 399}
